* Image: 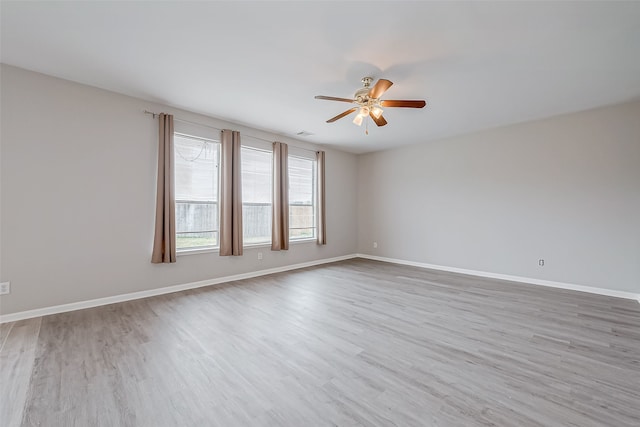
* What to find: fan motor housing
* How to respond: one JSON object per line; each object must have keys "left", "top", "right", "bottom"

{"left": 354, "top": 88, "right": 369, "bottom": 104}
{"left": 355, "top": 77, "right": 374, "bottom": 104}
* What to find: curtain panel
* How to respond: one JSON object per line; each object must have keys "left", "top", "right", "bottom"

{"left": 151, "top": 113, "right": 177, "bottom": 263}
{"left": 316, "top": 150, "right": 327, "bottom": 245}
{"left": 271, "top": 142, "right": 289, "bottom": 251}
{"left": 219, "top": 129, "right": 243, "bottom": 256}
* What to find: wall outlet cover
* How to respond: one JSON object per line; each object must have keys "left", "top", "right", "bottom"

{"left": 0, "top": 282, "right": 10, "bottom": 295}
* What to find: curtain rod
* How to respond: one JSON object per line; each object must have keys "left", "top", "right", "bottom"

{"left": 144, "top": 110, "right": 320, "bottom": 153}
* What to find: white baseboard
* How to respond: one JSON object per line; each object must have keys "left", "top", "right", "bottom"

{"left": 3, "top": 253, "right": 637, "bottom": 323}
{"left": 356, "top": 254, "right": 640, "bottom": 302}
{"left": 0, "top": 254, "right": 358, "bottom": 324}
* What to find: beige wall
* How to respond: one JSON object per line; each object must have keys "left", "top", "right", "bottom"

{"left": 2, "top": 64, "right": 638, "bottom": 316}
{"left": 0, "top": 65, "right": 358, "bottom": 314}
{"left": 358, "top": 101, "right": 640, "bottom": 293}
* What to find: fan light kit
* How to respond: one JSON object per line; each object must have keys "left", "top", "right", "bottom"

{"left": 315, "top": 77, "right": 426, "bottom": 132}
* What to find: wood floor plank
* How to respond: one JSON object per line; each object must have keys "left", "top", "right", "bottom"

{"left": 0, "top": 322, "right": 14, "bottom": 352}
{"left": 1, "top": 259, "right": 639, "bottom": 426}
{"left": 0, "top": 318, "right": 41, "bottom": 427}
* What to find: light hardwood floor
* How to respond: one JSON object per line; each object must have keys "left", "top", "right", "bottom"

{"left": 1, "top": 259, "right": 639, "bottom": 426}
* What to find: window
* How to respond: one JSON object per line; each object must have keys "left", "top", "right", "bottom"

{"left": 173, "top": 131, "right": 316, "bottom": 251}
{"left": 241, "top": 146, "right": 272, "bottom": 245}
{"left": 289, "top": 155, "right": 316, "bottom": 240}
{"left": 174, "top": 133, "right": 220, "bottom": 250}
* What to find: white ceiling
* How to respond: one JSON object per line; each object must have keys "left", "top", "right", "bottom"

{"left": 2, "top": 1, "right": 640, "bottom": 153}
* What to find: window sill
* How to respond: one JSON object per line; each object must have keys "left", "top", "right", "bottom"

{"left": 290, "top": 238, "right": 317, "bottom": 245}
{"left": 243, "top": 238, "right": 317, "bottom": 249}
{"left": 177, "top": 247, "right": 218, "bottom": 256}
{"left": 176, "top": 238, "right": 317, "bottom": 257}
{"left": 243, "top": 242, "right": 272, "bottom": 249}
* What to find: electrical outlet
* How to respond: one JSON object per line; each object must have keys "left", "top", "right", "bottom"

{"left": 373, "top": 242, "right": 378, "bottom": 249}
{"left": 538, "top": 259, "right": 545, "bottom": 267}
{"left": 0, "top": 282, "right": 10, "bottom": 295}
{"left": 257, "top": 252, "right": 263, "bottom": 260}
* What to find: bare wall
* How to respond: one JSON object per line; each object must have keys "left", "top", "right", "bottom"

{"left": 0, "top": 65, "right": 358, "bottom": 314}
{"left": 357, "top": 101, "right": 640, "bottom": 293}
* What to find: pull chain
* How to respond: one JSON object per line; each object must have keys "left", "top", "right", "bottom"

{"left": 176, "top": 140, "right": 208, "bottom": 162}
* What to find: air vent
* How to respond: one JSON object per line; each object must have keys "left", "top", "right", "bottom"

{"left": 296, "top": 131, "right": 314, "bottom": 137}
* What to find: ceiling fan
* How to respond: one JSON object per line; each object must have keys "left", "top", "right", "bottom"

{"left": 315, "top": 77, "right": 426, "bottom": 128}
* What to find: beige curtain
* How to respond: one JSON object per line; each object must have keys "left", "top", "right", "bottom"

{"left": 219, "top": 129, "right": 243, "bottom": 256}
{"left": 316, "top": 150, "right": 327, "bottom": 245}
{"left": 151, "top": 114, "right": 176, "bottom": 263}
{"left": 271, "top": 142, "right": 289, "bottom": 251}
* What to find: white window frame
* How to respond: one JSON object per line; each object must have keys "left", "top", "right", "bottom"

{"left": 288, "top": 148, "right": 317, "bottom": 242}
{"left": 241, "top": 139, "right": 273, "bottom": 247}
{"left": 173, "top": 122, "right": 221, "bottom": 253}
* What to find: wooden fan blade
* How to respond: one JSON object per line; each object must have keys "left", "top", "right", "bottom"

{"left": 369, "top": 112, "right": 388, "bottom": 127}
{"left": 315, "top": 95, "right": 355, "bottom": 103}
{"left": 368, "top": 79, "right": 393, "bottom": 99}
{"left": 327, "top": 108, "right": 357, "bottom": 123}
{"left": 380, "top": 100, "right": 426, "bottom": 108}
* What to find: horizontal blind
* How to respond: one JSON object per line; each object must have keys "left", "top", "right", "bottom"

{"left": 241, "top": 146, "right": 273, "bottom": 244}
{"left": 174, "top": 133, "right": 220, "bottom": 249}
{"left": 289, "top": 155, "right": 316, "bottom": 240}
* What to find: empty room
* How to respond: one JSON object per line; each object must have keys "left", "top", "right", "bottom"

{"left": 1, "top": 1, "right": 639, "bottom": 426}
